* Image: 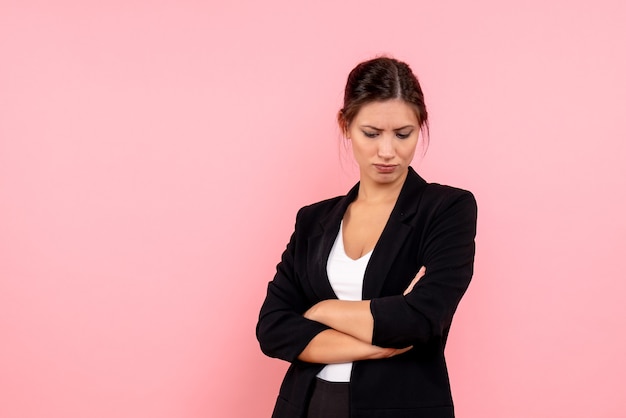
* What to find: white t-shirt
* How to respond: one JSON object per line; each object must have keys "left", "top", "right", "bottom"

{"left": 316, "top": 221, "right": 372, "bottom": 382}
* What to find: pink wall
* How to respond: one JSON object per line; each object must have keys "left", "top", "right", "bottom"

{"left": 1, "top": 1, "right": 625, "bottom": 417}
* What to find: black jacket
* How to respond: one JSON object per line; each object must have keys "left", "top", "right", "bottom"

{"left": 257, "top": 167, "right": 477, "bottom": 417}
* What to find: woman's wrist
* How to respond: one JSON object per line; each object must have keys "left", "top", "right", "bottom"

{"left": 303, "top": 300, "right": 326, "bottom": 322}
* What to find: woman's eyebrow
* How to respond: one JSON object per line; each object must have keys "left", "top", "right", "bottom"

{"left": 360, "top": 125, "right": 415, "bottom": 131}
{"left": 360, "top": 125, "right": 414, "bottom": 130}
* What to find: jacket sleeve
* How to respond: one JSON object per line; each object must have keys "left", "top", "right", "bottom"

{"left": 370, "top": 190, "right": 477, "bottom": 348}
{"left": 256, "top": 208, "right": 331, "bottom": 363}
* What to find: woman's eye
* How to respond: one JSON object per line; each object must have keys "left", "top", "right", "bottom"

{"left": 363, "top": 131, "right": 379, "bottom": 138}
{"left": 396, "top": 132, "right": 412, "bottom": 139}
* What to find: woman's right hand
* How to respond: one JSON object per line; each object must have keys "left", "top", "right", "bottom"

{"left": 372, "top": 345, "right": 413, "bottom": 359}
{"left": 298, "top": 329, "right": 413, "bottom": 363}
{"left": 403, "top": 266, "right": 426, "bottom": 295}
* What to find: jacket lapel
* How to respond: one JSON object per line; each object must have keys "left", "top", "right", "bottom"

{"left": 362, "top": 167, "right": 428, "bottom": 299}
{"left": 307, "top": 183, "right": 360, "bottom": 300}
{"left": 362, "top": 218, "right": 412, "bottom": 299}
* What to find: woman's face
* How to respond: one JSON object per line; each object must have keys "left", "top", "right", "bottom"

{"left": 347, "top": 99, "right": 420, "bottom": 187}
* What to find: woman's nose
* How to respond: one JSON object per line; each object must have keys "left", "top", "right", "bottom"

{"left": 377, "top": 136, "right": 395, "bottom": 159}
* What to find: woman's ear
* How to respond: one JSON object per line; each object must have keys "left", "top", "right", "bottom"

{"left": 337, "top": 110, "right": 348, "bottom": 138}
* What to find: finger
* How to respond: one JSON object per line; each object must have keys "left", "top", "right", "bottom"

{"left": 394, "top": 346, "right": 413, "bottom": 356}
{"left": 403, "top": 279, "right": 417, "bottom": 295}
{"left": 404, "top": 266, "right": 427, "bottom": 296}
{"left": 416, "top": 266, "right": 426, "bottom": 279}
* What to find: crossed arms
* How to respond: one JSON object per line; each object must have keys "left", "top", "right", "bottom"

{"left": 298, "top": 267, "right": 425, "bottom": 363}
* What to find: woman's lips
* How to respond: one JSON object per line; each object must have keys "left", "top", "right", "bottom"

{"left": 373, "top": 164, "right": 398, "bottom": 173}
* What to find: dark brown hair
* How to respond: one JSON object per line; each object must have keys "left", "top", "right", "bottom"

{"left": 338, "top": 57, "right": 429, "bottom": 138}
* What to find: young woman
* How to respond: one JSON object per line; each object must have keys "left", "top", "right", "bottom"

{"left": 257, "top": 57, "right": 477, "bottom": 418}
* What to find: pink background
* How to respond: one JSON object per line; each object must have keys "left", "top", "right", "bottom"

{"left": 1, "top": 1, "right": 625, "bottom": 417}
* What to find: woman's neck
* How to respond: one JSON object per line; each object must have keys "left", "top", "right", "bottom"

{"left": 356, "top": 170, "right": 408, "bottom": 205}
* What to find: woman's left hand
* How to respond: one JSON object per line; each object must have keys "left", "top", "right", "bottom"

{"left": 303, "top": 299, "right": 374, "bottom": 343}
{"left": 403, "top": 266, "right": 426, "bottom": 295}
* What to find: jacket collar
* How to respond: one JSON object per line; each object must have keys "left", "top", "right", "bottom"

{"left": 308, "top": 167, "right": 428, "bottom": 300}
